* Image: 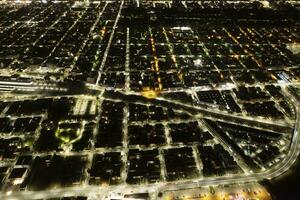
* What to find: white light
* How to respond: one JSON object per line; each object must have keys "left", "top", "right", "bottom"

{"left": 13, "top": 179, "right": 23, "bottom": 185}
{"left": 6, "top": 190, "right": 12, "bottom": 196}
{"left": 180, "top": 26, "right": 191, "bottom": 31}
{"left": 194, "top": 58, "right": 202, "bottom": 67}
{"left": 262, "top": 1, "right": 270, "bottom": 8}
{"left": 172, "top": 26, "right": 191, "bottom": 31}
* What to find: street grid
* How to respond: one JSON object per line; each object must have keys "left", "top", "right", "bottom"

{"left": 0, "top": 1, "right": 300, "bottom": 199}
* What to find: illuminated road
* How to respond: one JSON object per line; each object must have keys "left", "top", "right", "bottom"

{"left": 1, "top": 86, "right": 299, "bottom": 200}
{"left": 0, "top": 1, "right": 300, "bottom": 199}
{"left": 157, "top": 86, "right": 300, "bottom": 195}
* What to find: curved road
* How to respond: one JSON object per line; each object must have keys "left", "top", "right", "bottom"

{"left": 157, "top": 88, "right": 300, "bottom": 193}
{"left": 2, "top": 89, "right": 300, "bottom": 200}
